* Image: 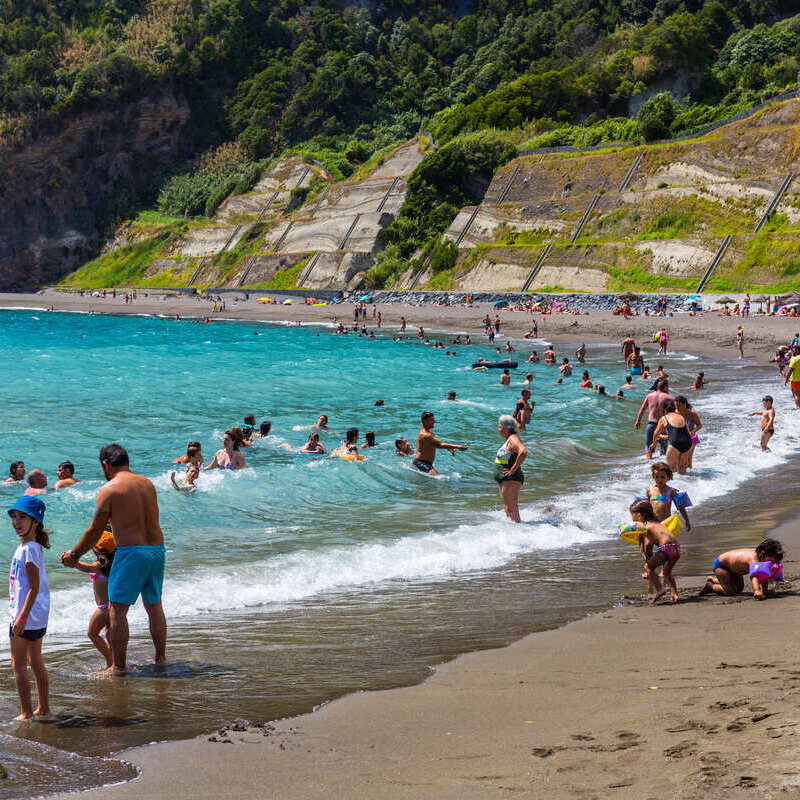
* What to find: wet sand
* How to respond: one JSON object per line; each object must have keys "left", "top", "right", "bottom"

{"left": 8, "top": 290, "right": 800, "bottom": 798}
{"left": 3, "top": 289, "right": 798, "bottom": 362}
{"left": 55, "top": 516, "right": 800, "bottom": 800}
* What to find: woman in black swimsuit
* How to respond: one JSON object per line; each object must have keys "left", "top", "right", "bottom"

{"left": 649, "top": 401, "right": 692, "bottom": 475}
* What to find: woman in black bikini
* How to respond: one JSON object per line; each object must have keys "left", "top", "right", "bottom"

{"left": 649, "top": 401, "right": 692, "bottom": 475}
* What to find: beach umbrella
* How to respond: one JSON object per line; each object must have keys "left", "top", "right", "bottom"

{"left": 750, "top": 295, "right": 768, "bottom": 302}
{"left": 779, "top": 291, "right": 800, "bottom": 305}
{"left": 618, "top": 291, "right": 639, "bottom": 300}
{"left": 715, "top": 296, "right": 736, "bottom": 305}
{"left": 493, "top": 299, "right": 509, "bottom": 308}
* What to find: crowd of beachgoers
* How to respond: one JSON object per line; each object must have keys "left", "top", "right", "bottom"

{"left": 2, "top": 293, "right": 799, "bottom": 735}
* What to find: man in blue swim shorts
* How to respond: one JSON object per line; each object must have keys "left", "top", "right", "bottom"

{"left": 61, "top": 444, "right": 167, "bottom": 675}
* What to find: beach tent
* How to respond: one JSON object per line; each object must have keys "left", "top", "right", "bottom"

{"left": 493, "top": 299, "right": 509, "bottom": 308}
{"left": 282, "top": 298, "right": 292, "bottom": 305}
{"left": 358, "top": 295, "right": 372, "bottom": 303}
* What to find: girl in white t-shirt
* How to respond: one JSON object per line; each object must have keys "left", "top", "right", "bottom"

{"left": 7, "top": 496, "right": 51, "bottom": 720}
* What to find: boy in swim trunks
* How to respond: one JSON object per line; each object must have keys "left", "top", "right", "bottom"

{"left": 699, "top": 539, "right": 783, "bottom": 600}
{"left": 747, "top": 396, "right": 775, "bottom": 451}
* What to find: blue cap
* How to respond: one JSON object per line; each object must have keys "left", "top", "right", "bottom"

{"left": 8, "top": 496, "right": 45, "bottom": 525}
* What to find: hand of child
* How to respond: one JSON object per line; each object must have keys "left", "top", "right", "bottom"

{"left": 11, "top": 616, "right": 26, "bottom": 636}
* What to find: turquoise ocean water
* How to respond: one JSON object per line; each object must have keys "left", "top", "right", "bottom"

{"left": 0, "top": 309, "right": 798, "bottom": 796}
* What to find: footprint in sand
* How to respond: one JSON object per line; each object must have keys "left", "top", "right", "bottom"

{"left": 708, "top": 698, "right": 750, "bottom": 710}
{"left": 663, "top": 741, "right": 697, "bottom": 759}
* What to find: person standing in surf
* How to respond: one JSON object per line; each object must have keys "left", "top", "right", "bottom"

{"left": 413, "top": 412, "right": 468, "bottom": 475}
{"left": 747, "top": 395, "right": 776, "bottom": 451}
{"left": 494, "top": 416, "right": 527, "bottom": 523}
{"left": 621, "top": 334, "right": 635, "bottom": 364}
{"left": 61, "top": 444, "right": 167, "bottom": 675}
{"left": 634, "top": 379, "right": 674, "bottom": 458}
{"left": 8, "top": 496, "right": 52, "bottom": 720}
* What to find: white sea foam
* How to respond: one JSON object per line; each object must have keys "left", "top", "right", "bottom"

{"left": 44, "top": 508, "right": 603, "bottom": 636}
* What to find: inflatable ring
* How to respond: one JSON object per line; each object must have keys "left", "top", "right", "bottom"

{"left": 619, "top": 513, "right": 683, "bottom": 545}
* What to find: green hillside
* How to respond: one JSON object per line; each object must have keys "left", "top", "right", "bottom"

{"left": 9, "top": 0, "right": 800, "bottom": 290}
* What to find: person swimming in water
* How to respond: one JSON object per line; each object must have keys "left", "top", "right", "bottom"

{"left": 5, "top": 461, "right": 25, "bottom": 483}
{"left": 203, "top": 431, "right": 247, "bottom": 470}
{"left": 53, "top": 461, "right": 81, "bottom": 490}
{"left": 280, "top": 432, "right": 326, "bottom": 454}
{"left": 252, "top": 421, "right": 272, "bottom": 439}
{"left": 361, "top": 431, "right": 377, "bottom": 449}
{"left": 500, "top": 369, "right": 511, "bottom": 387}
{"left": 170, "top": 464, "right": 199, "bottom": 493}
{"left": 413, "top": 412, "right": 468, "bottom": 475}
{"left": 333, "top": 428, "right": 360, "bottom": 457}
{"left": 395, "top": 438, "right": 413, "bottom": 456}
{"left": 24, "top": 470, "right": 47, "bottom": 496}
{"left": 173, "top": 442, "right": 202, "bottom": 465}
{"left": 313, "top": 414, "right": 336, "bottom": 433}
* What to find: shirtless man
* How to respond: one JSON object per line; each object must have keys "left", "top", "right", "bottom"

{"left": 413, "top": 412, "right": 468, "bottom": 475}
{"left": 634, "top": 379, "right": 674, "bottom": 458}
{"left": 543, "top": 345, "right": 557, "bottom": 365}
{"left": 621, "top": 334, "right": 635, "bottom": 364}
{"left": 53, "top": 461, "right": 81, "bottom": 489}
{"left": 23, "top": 470, "right": 47, "bottom": 495}
{"left": 61, "top": 444, "right": 166, "bottom": 674}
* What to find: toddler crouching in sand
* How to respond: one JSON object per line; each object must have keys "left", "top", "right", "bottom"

{"left": 699, "top": 539, "right": 784, "bottom": 600}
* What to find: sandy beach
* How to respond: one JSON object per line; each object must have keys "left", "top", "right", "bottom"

{"left": 3, "top": 289, "right": 798, "bottom": 362}
{"left": 51, "top": 515, "right": 800, "bottom": 800}
{"left": 4, "top": 291, "right": 799, "bottom": 799}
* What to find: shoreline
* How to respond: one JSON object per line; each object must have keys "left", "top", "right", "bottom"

{"left": 54, "top": 508, "right": 800, "bottom": 800}
{"left": 8, "top": 290, "right": 799, "bottom": 798}
{"left": 2, "top": 289, "right": 797, "bottom": 363}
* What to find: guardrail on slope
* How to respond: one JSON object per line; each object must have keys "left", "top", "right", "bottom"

{"left": 296, "top": 252, "right": 322, "bottom": 288}
{"left": 696, "top": 235, "right": 733, "bottom": 292}
{"left": 521, "top": 244, "right": 553, "bottom": 292}
{"left": 755, "top": 172, "right": 794, "bottom": 233}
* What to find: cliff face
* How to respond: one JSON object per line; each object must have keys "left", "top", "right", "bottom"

{"left": 0, "top": 92, "right": 191, "bottom": 290}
